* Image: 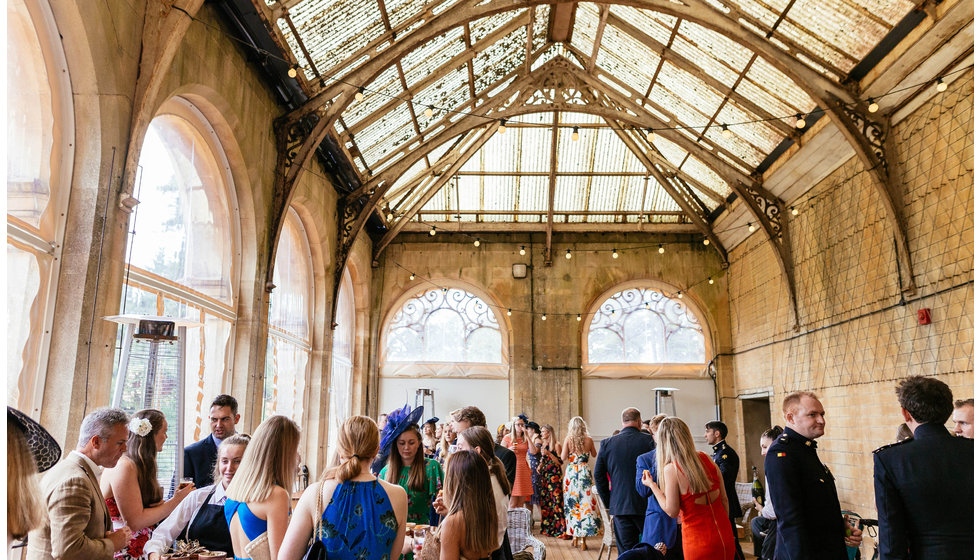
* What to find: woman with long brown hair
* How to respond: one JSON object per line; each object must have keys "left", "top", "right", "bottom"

{"left": 224, "top": 415, "right": 300, "bottom": 560}
{"left": 642, "top": 417, "right": 735, "bottom": 559}
{"left": 101, "top": 409, "right": 196, "bottom": 559}
{"left": 455, "top": 426, "right": 510, "bottom": 551}
{"left": 279, "top": 415, "right": 407, "bottom": 560}
{"left": 379, "top": 410, "right": 443, "bottom": 524}
{"left": 537, "top": 423, "right": 567, "bottom": 538}
{"left": 438, "top": 450, "right": 499, "bottom": 560}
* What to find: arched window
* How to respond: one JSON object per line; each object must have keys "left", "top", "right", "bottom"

{"left": 113, "top": 98, "right": 240, "bottom": 443}
{"left": 6, "top": 0, "right": 72, "bottom": 412}
{"left": 328, "top": 267, "right": 355, "bottom": 454}
{"left": 584, "top": 286, "right": 709, "bottom": 378}
{"left": 264, "top": 208, "right": 314, "bottom": 424}
{"left": 381, "top": 287, "right": 507, "bottom": 378}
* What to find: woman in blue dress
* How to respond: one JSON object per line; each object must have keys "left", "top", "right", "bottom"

{"left": 279, "top": 415, "right": 408, "bottom": 560}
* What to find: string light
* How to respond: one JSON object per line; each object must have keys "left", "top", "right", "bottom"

{"left": 497, "top": 119, "right": 507, "bottom": 134}
{"left": 507, "top": 309, "right": 512, "bottom": 316}
{"left": 867, "top": 98, "right": 879, "bottom": 113}
{"left": 354, "top": 87, "right": 365, "bottom": 101}
{"left": 576, "top": 314, "right": 582, "bottom": 321}
{"left": 703, "top": 238, "right": 710, "bottom": 246}
{"left": 409, "top": 273, "right": 415, "bottom": 280}
{"left": 646, "top": 128, "right": 655, "bottom": 142}
{"left": 473, "top": 238, "right": 481, "bottom": 247}
{"left": 442, "top": 287, "right": 448, "bottom": 293}
{"left": 541, "top": 314, "right": 547, "bottom": 321}
{"left": 708, "top": 277, "right": 714, "bottom": 285}
{"left": 795, "top": 113, "right": 806, "bottom": 129}
{"left": 287, "top": 65, "right": 298, "bottom": 78}
{"left": 936, "top": 78, "right": 948, "bottom": 92}
{"left": 612, "top": 248, "right": 619, "bottom": 259}
{"left": 423, "top": 105, "right": 434, "bottom": 118}
{"left": 658, "top": 244, "right": 665, "bottom": 254}
{"left": 519, "top": 245, "right": 526, "bottom": 256}
{"left": 429, "top": 226, "right": 437, "bottom": 236}
{"left": 677, "top": 292, "right": 684, "bottom": 299}
{"left": 571, "top": 126, "right": 580, "bottom": 141}
{"left": 748, "top": 223, "right": 756, "bottom": 233}
{"left": 791, "top": 206, "right": 799, "bottom": 216}
{"left": 721, "top": 124, "right": 733, "bottom": 139}
{"left": 565, "top": 249, "right": 572, "bottom": 259}
{"left": 386, "top": 211, "right": 394, "bottom": 221}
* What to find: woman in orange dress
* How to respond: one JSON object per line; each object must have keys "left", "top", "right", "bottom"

{"left": 501, "top": 415, "right": 533, "bottom": 508}
{"left": 642, "top": 417, "right": 735, "bottom": 560}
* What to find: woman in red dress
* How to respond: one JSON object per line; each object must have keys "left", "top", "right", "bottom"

{"left": 642, "top": 417, "right": 736, "bottom": 560}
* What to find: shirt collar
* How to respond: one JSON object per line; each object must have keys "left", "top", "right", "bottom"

{"left": 711, "top": 440, "right": 727, "bottom": 453}
{"left": 913, "top": 422, "right": 953, "bottom": 439}
{"left": 211, "top": 482, "right": 228, "bottom": 504}
{"left": 71, "top": 450, "right": 102, "bottom": 480}
{"left": 211, "top": 433, "right": 230, "bottom": 446}
{"left": 783, "top": 427, "right": 818, "bottom": 449}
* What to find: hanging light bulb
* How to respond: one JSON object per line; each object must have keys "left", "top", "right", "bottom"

{"left": 867, "top": 98, "right": 879, "bottom": 113}
{"left": 708, "top": 277, "right": 714, "bottom": 285}
{"left": 576, "top": 314, "right": 582, "bottom": 321}
{"left": 646, "top": 128, "right": 655, "bottom": 142}
{"left": 429, "top": 226, "right": 437, "bottom": 236}
{"left": 442, "top": 287, "right": 448, "bottom": 293}
{"left": 541, "top": 314, "right": 547, "bottom": 321}
{"left": 721, "top": 124, "right": 733, "bottom": 139}
{"left": 423, "top": 105, "right": 434, "bottom": 118}
{"left": 936, "top": 78, "right": 948, "bottom": 92}
{"left": 287, "top": 65, "right": 298, "bottom": 78}
{"left": 791, "top": 206, "right": 799, "bottom": 216}
{"left": 473, "top": 238, "right": 481, "bottom": 247}
{"left": 519, "top": 245, "right": 526, "bottom": 256}
{"left": 497, "top": 119, "right": 507, "bottom": 134}
{"left": 355, "top": 87, "right": 365, "bottom": 102}
{"left": 677, "top": 292, "right": 684, "bottom": 299}
{"left": 612, "top": 248, "right": 619, "bottom": 259}
{"left": 703, "top": 238, "right": 710, "bottom": 246}
{"left": 748, "top": 223, "right": 756, "bottom": 233}
{"left": 795, "top": 113, "right": 806, "bottom": 129}
{"left": 571, "top": 126, "right": 580, "bottom": 141}
{"left": 565, "top": 249, "right": 572, "bottom": 260}
{"left": 409, "top": 273, "right": 416, "bottom": 281}
{"left": 658, "top": 244, "right": 665, "bottom": 254}
{"left": 386, "top": 211, "right": 394, "bottom": 221}
{"left": 507, "top": 308, "right": 512, "bottom": 317}
{"left": 644, "top": 301, "right": 650, "bottom": 309}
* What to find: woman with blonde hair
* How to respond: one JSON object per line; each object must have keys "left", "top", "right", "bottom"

{"left": 455, "top": 426, "right": 511, "bottom": 550}
{"left": 641, "top": 417, "right": 735, "bottom": 559}
{"left": 224, "top": 415, "right": 300, "bottom": 560}
{"left": 279, "top": 416, "right": 407, "bottom": 560}
{"left": 102, "top": 409, "right": 195, "bottom": 559}
{"left": 437, "top": 450, "right": 499, "bottom": 560}
{"left": 561, "top": 416, "right": 600, "bottom": 549}
{"left": 501, "top": 415, "right": 533, "bottom": 508}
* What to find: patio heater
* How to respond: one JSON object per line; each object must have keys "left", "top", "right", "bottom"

{"left": 415, "top": 388, "right": 435, "bottom": 421}
{"left": 652, "top": 387, "right": 678, "bottom": 417}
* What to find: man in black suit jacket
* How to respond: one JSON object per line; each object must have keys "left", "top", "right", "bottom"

{"left": 874, "top": 376, "right": 973, "bottom": 560}
{"left": 594, "top": 407, "right": 654, "bottom": 553}
{"left": 706, "top": 420, "right": 745, "bottom": 560}
{"left": 183, "top": 394, "right": 240, "bottom": 488}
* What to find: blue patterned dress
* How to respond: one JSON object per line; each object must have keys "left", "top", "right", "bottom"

{"left": 527, "top": 442, "right": 542, "bottom": 506}
{"left": 320, "top": 480, "right": 399, "bottom": 560}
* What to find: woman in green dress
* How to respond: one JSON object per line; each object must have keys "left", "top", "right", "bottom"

{"left": 379, "top": 422, "right": 443, "bottom": 525}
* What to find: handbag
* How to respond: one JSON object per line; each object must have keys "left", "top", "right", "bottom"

{"left": 417, "top": 526, "right": 442, "bottom": 560}
{"left": 301, "top": 482, "right": 327, "bottom": 560}
{"left": 242, "top": 532, "right": 271, "bottom": 560}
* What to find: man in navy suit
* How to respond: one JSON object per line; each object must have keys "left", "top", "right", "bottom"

{"left": 635, "top": 414, "right": 680, "bottom": 559}
{"left": 705, "top": 420, "right": 745, "bottom": 560}
{"left": 874, "top": 376, "right": 973, "bottom": 559}
{"left": 594, "top": 407, "right": 654, "bottom": 553}
{"left": 183, "top": 394, "right": 240, "bottom": 488}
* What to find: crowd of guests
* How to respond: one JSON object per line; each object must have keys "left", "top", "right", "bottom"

{"left": 8, "top": 375, "right": 974, "bottom": 560}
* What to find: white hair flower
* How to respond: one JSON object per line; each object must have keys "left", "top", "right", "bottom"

{"left": 129, "top": 417, "right": 152, "bottom": 438}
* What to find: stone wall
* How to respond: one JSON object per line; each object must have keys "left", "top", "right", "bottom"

{"left": 726, "top": 69, "right": 973, "bottom": 519}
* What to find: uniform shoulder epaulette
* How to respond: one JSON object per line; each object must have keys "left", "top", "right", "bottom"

{"left": 873, "top": 438, "right": 912, "bottom": 454}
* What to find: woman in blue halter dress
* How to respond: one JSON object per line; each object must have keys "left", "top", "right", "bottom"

{"left": 279, "top": 416, "right": 408, "bottom": 560}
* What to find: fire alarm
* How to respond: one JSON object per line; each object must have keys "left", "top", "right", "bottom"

{"left": 917, "top": 308, "right": 931, "bottom": 325}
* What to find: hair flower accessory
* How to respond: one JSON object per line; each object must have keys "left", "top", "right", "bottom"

{"left": 129, "top": 417, "right": 152, "bottom": 437}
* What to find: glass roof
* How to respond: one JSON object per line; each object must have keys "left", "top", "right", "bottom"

{"left": 262, "top": 0, "right": 916, "bottom": 229}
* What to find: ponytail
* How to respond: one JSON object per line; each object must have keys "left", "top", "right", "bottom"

{"left": 322, "top": 416, "right": 379, "bottom": 483}
{"left": 336, "top": 454, "right": 363, "bottom": 482}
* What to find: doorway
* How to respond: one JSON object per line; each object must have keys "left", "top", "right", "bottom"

{"left": 740, "top": 396, "right": 772, "bottom": 482}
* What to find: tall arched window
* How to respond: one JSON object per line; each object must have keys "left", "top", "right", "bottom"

{"left": 7, "top": 0, "right": 73, "bottom": 413}
{"left": 584, "top": 285, "right": 709, "bottom": 378}
{"left": 264, "top": 208, "right": 314, "bottom": 424}
{"left": 381, "top": 287, "right": 507, "bottom": 378}
{"left": 328, "top": 268, "right": 355, "bottom": 454}
{"left": 113, "top": 98, "right": 240, "bottom": 443}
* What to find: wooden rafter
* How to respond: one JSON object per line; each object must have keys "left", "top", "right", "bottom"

{"left": 524, "top": 8, "right": 535, "bottom": 74}
{"left": 548, "top": 2, "right": 577, "bottom": 42}
{"left": 588, "top": 5, "right": 610, "bottom": 73}
{"left": 545, "top": 111, "right": 559, "bottom": 266}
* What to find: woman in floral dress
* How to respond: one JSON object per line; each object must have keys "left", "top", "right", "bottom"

{"left": 524, "top": 422, "right": 543, "bottom": 523}
{"left": 561, "top": 416, "right": 601, "bottom": 550}
{"left": 538, "top": 423, "right": 568, "bottom": 538}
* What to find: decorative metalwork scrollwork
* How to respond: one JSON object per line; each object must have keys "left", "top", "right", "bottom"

{"left": 385, "top": 288, "right": 502, "bottom": 363}
{"left": 743, "top": 182, "right": 783, "bottom": 239}
{"left": 276, "top": 110, "right": 322, "bottom": 176}
{"left": 838, "top": 100, "right": 887, "bottom": 172}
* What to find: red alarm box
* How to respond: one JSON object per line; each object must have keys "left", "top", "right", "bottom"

{"left": 917, "top": 308, "right": 931, "bottom": 325}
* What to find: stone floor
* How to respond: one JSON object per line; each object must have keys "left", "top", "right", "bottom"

{"left": 533, "top": 532, "right": 757, "bottom": 560}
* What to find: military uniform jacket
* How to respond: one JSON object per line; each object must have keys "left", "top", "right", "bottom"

{"left": 711, "top": 440, "right": 742, "bottom": 519}
{"left": 764, "top": 427, "right": 847, "bottom": 560}
{"left": 873, "top": 422, "right": 973, "bottom": 559}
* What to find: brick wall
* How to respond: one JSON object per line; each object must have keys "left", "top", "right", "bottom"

{"left": 727, "top": 69, "right": 973, "bottom": 518}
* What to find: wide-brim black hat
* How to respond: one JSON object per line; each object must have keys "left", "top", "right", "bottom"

{"left": 8, "top": 407, "right": 62, "bottom": 472}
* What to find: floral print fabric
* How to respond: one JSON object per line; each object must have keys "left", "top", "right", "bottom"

{"left": 379, "top": 458, "right": 443, "bottom": 524}
{"left": 563, "top": 454, "right": 601, "bottom": 537}
{"left": 106, "top": 497, "right": 152, "bottom": 559}
{"left": 538, "top": 448, "right": 567, "bottom": 537}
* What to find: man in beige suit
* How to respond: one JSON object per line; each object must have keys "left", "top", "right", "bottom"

{"left": 28, "top": 408, "right": 134, "bottom": 560}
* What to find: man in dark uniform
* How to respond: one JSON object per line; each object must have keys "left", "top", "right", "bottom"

{"left": 873, "top": 376, "right": 973, "bottom": 559}
{"left": 595, "top": 407, "right": 655, "bottom": 552}
{"left": 705, "top": 421, "right": 745, "bottom": 560}
{"left": 765, "top": 391, "right": 862, "bottom": 560}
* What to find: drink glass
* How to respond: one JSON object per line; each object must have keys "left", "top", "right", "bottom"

{"left": 179, "top": 477, "right": 193, "bottom": 490}
{"left": 413, "top": 527, "right": 426, "bottom": 553}
{"left": 844, "top": 514, "right": 860, "bottom": 560}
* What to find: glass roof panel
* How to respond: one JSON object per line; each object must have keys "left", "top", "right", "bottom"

{"left": 569, "top": 3, "right": 600, "bottom": 57}
{"left": 341, "top": 66, "right": 402, "bottom": 130}
{"left": 413, "top": 65, "right": 469, "bottom": 122}
{"left": 647, "top": 178, "right": 683, "bottom": 213}
{"left": 672, "top": 21, "right": 750, "bottom": 86}
{"left": 385, "top": 0, "right": 430, "bottom": 29}
{"left": 608, "top": 6, "right": 677, "bottom": 49}
{"left": 401, "top": 28, "right": 465, "bottom": 89}
{"left": 481, "top": 175, "right": 517, "bottom": 214}
{"left": 472, "top": 27, "right": 528, "bottom": 94}
{"left": 282, "top": 1, "right": 385, "bottom": 75}
{"left": 359, "top": 103, "right": 415, "bottom": 166}
{"left": 518, "top": 127, "right": 551, "bottom": 173}
{"left": 470, "top": 9, "right": 525, "bottom": 43}
{"left": 596, "top": 25, "right": 660, "bottom": 94}
{"left": 744, "top": 57, "right": 816, "bottom": 114}
{"left": 555, "top": 176, "right": 588, "bottom": 212}
{"left": 678, "top": 157, "right": 730, "bottom": 198}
